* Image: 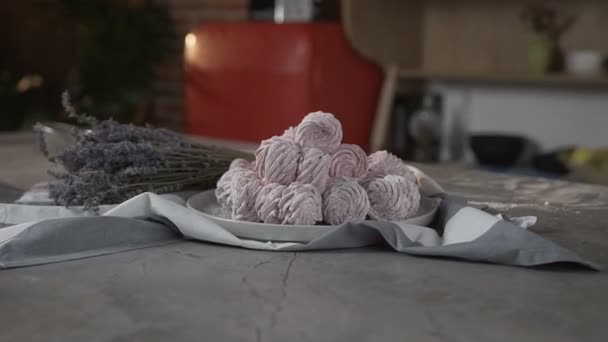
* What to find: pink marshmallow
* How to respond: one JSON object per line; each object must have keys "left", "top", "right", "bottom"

{"left": 322, "top": 177, "right": 370, "bottom": 225}
{"left": 296, "top": 147, "right": 331, "bottom": 192}
{"left": 329, "top": 144, "right": 368, "bottom": 180}
{"left": 281, "top": 126, "right": 296, "bottom": 141}
{"left": 278, "top": 183, "right": 322, "bottom": 225}
{"left": 366, "top": 175, "right": 420, "bottom": 221}
{"left": 255, "top": 183, "right": 287, "bottom": 224}
{"left": 364, "top": 150, "right": 417, "bottom": 185}
{"left": 255, "top": 136, "right": 301, "bottom": 185}
{"left": 231, "top": 169, "right": 263, "bottom": 222}
{"left": 295, "top": 111, "right": 343, "bottom": 153}
{"left": 215, "top": 166, "right": 249, "bottom": 211}
{"left": 229, "top": 158, "right": 252, "bottom": 170}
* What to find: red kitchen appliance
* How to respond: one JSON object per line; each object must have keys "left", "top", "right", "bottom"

{"left": 184, "top": 22, "right": 381, "bottom": 150}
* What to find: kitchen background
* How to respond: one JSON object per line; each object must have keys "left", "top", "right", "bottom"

{"left": 1, "top": 0, "right": 607, "bottom": 184}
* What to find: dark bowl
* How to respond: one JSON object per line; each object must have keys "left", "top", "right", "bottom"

{"left": 469, "top": 134, "right": 526, "bottom": 168}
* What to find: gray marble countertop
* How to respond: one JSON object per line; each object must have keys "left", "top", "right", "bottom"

{"left": 1, "top": 133, "right": 607, "bottom": 342}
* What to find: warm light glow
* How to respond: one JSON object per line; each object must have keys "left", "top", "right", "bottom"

{"left": 185, "top": 33, "right": 197, "bottom": 49}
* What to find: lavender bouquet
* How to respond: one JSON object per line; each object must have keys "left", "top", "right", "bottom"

{"left": 38, "top": 92, "right": 252, "bottom": 210}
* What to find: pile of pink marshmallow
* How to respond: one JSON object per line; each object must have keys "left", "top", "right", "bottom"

{"left": 216, "top": 112, "right": 421, "bottom": 225}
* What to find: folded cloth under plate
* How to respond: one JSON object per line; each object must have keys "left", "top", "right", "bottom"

{"left": 0, "top": 168, "right": 599, "bottom": 270}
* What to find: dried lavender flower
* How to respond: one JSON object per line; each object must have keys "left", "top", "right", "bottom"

{"left": 42, "top": 92, "right": 253, "bottom": 210}
{"left": 62, "top": 91, "right": 97, "bottom": 127}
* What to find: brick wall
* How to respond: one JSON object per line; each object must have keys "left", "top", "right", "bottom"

{"left": 153, "top": 0, "right": 249, "bottom": 131}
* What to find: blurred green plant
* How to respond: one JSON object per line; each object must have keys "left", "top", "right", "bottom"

{"left": 60, "top": 0, "right": 177, "bottom": 122}
{"left": 520, "top": 5, "right": 576, "bottom": 73}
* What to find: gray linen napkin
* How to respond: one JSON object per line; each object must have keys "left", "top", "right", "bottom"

{"left": 0, "top": 190, "right": 599, "bottom": 270}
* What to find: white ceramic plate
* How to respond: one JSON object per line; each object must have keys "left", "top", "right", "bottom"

{"left": 187, "top": 189, "right": 439, "bottom": 243}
